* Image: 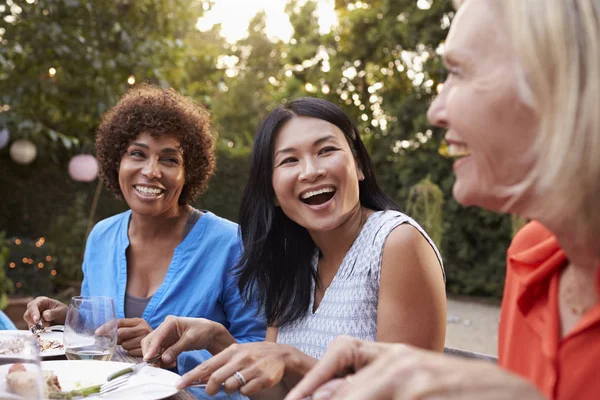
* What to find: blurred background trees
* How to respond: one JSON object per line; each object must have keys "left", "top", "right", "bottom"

{"left": 0, "top": 0, "right": 513, "bottom": 299}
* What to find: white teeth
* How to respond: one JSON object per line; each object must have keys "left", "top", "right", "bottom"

{"left": 300, "top": 187, "right": 335, "bottom": 200}
{"left": 447, "top": 144, "right": 471, "bottom": 158}
{"left": 135, "top": 185, "right": 163, "bottom": 195}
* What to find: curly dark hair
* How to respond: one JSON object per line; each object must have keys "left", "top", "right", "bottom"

{"left": 96, "top": 84, "right": 215, "bottom": 204}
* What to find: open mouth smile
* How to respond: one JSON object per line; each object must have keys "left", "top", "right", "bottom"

{"left": 134, "top": 184, "right": 165, "bottom": 198}
{"left": 299, "top": 186, "right": 337, "bottom": 206}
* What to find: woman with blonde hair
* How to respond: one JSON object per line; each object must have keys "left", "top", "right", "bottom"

{"left": 286, "top": 0, "right": 600, "bottom": 399}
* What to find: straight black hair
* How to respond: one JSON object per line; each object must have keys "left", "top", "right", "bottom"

{"left": 236, "top": 97, "right": 400, "bottom": 327}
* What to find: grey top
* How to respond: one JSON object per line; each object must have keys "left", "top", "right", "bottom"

{"left": 276, "top": 210, "right": 443, "bottom": 359}
{"left": 124, "top": 208, "right": 203, "bottom": 319}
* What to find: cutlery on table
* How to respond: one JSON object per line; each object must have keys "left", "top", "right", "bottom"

{"left": 106, "top": 353, "right": 163, "bottom": 382}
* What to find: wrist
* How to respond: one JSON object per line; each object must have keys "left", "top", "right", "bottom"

{"left": 283, "top": 345, "right": 315, "bottom": 377}
{"left": 206, "top": 322, "right": 235, "bottom": 355}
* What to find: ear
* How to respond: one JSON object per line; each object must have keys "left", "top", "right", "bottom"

{"left": 358, "top": 168, "right": 365, "bottom": 182}
{"left": 354, "top": 158, "right": 365, "bottom": 181}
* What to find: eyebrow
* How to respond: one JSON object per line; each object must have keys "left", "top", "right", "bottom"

{"left": 274, "top": 135, "right": 339, "bottom": 158}
{"left": 130, "top": 142, "right": 183, "bottom": 155}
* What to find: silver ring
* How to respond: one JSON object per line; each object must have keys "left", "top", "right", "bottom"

{"left": 233, "top": 371, "right": 247, "bottom": 386}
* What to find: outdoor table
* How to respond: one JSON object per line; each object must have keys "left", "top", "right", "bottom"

{"left": 110, "top": 345, "right": 196, "bottom": 400}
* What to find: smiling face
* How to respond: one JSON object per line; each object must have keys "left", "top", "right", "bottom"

{"left": 272, "top": 116, "right": 365, "bottom": 233}
{"left": 427, "top": 0, "right": 538, "bottom": 213}
{"left": 118, "top": 132, "right": 186, "bottom": 217}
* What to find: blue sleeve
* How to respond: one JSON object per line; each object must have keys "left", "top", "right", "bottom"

{"left": 220, "top": 267, "right": 266, "bottom": 344}
{"left": 80, "top": 230, "right": 93, "bottom": 297}
{"left": 0, "top": 310, "right": 16, "bottom": 330}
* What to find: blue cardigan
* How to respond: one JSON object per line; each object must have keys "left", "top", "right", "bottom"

{"left": 81, "top": 210, "right": 266, "bottom": 378}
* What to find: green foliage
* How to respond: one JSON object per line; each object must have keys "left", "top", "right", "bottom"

{"left": 0, "top": 0, "right": 513, "bottom": 299}
{"left": 511, "top": 215, "right": 529, "bottom": 238}
{"left": 47, "top": 193, "right": 89, "bottom": 286}
{"left": 195, "top": 144, "right": 252, "bottom": 221}
{"left": 0, "top": 232, "right": 14, "bottom": 309}
{"left": 406, "top": 177, "right": 444, "bottom": 248}
{"left": 6, "top": 237, "right": 56, "bottom": 298}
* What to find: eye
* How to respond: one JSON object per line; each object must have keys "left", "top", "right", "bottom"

{"left": 129, "top": 150, "right": 145, "bottom": 158}
{"left": 162, "top": 157, "right": 180, "bottom": 165}
{"left": 318, "top": 146, "right": 339, "bottom": 155}
{"left": 279, "top": 157, "right": 298, "bottom": 166}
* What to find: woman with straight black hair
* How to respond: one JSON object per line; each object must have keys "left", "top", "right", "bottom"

{"left": 142, "top": 97, "right": 446, "bottom": 399}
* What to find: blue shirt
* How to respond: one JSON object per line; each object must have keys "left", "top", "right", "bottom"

{"left": 81, "top": 210, "right": 266, "bottom": 380}
{"left": 0, "top": 310, "right": 16, "bottom": 330}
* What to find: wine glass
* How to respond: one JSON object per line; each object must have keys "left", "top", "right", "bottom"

{"left": 63, "top": 296, "right": 117, "bottom": 361}
{"left": 0, "top": 333, "right": 44, "bottom": 399}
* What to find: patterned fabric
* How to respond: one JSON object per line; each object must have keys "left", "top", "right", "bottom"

{"left": 276, "top": 210, "right": 443, "bottom": 359}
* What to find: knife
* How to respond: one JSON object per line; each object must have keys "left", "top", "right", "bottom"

{"left": 106, "top": 353, "right": 162, "bottom": 381}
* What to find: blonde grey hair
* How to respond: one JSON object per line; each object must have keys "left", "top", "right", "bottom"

{"left": 502, "top": 0, "right": 600, "bottom": 240}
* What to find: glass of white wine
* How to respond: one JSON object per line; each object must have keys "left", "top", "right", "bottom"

{"left": 0, "top": 334, "right": 44, "bottom": 399}
{"left": 64, "top": 296, "right": 117, "bottom": 361}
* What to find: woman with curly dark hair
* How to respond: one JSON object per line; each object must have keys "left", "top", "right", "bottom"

{"left": 24, "top": 84, "right": 265, "bottom": 381}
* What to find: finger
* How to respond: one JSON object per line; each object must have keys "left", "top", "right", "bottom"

{"left": 127, "top": 347, "right": 143, "bottom": 357}
{"left": 178, "top": 347, "right": 235, "bottom": 390}
{"left": 25, "top": 298, "right": 46, "bottom": 324}
{"left": 222, "top": 367, "right": 257, "bottom": 395}
{"left": 117, "top": 318, "right": 141, "bottom": 328}
{"left": 41, "top": 305, "right": 67, "bottom": 325}
{"left": 176, "top": 364, "right": 210, "bottom": 390}
{"left": 237, "top": 366, "right": 280, "bottom": 397}
{"left": 142, "top": 320, "right": 177, "bottom": 362}
{"left": 23, "top": 309, "right": 35, "bottom": 327}
{"left": 160, "top": 330, "right": 200, "bottom": 366}
{"left": 120, "top": 336, "right": 142, "bottom": 351}
{"left": 307, "top": 379, "right": 348, "bottom": 400}
{"left": 118, "top": 326, "right": 145, "bottom": 342}
{"left": 95, "top": 320, "right": 118, "bottom": 337}
{"left": 285, "top": 337, "right": 369, "bottom": 400}
{"left": 328, "top": 356, "right": 398, "bottom": 400}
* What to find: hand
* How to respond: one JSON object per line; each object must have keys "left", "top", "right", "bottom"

{"left": 116, "top": 318, "right": 153, "bottom": 357}
{"left": 286, "top": 336, "right": 546, "bottom": 400}
{"left": 177, "top": 342, "right": 293, "bottom": 396}
{"left": 141, "top": 316, "right": 229, "bottom": 368}
{"left": 23, "top": 296, "right": 68, "bottom": 327}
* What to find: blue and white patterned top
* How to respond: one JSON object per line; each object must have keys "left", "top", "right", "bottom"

{"left": 276, "top": 210, "right": 443, "bottom": 359}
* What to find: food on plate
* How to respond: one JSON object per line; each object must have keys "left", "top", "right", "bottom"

{"left": 37, "top": 337, "right": 64, "bottom": 352}
{"left": 5, "top": 363, "right": 62, "bottom": 398}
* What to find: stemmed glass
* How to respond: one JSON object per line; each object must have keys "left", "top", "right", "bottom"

{"left": 0, "top": 333, "right": 44, "bottom": 399}
{"left": 63, "top": 296, "right": 117, "bottom": 361}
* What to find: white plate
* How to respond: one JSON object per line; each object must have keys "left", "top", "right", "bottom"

{"left": 0, "top": 331, "right": 64, "bottom": 358}
{"left": 41, "top": 360, "right": 180, "bottom": 399}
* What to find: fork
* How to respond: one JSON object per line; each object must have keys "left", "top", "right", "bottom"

{"left": 100, "top": 374, "right": 208, "bottom": 396}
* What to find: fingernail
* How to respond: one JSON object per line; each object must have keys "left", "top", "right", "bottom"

{"left": 163, "top": 353, "right": 172, "bottom": 363}
{"left": 175, "top": 378, "right": 185, "bottom": 390}
{"left": 313, "top": 390, "right": 332, "bottom": 400}
{"left": 33, "top": 315, "right": 38, "bottom": 323}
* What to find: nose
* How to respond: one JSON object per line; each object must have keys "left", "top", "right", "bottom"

{"left": 299, "top": 159, "right": 326, "bottom": 182}
{"left": 427, "top": 83, "right": 449, "bottom": 128}
{"left": 141, "top": 157, "right": 161, "bottom": 179}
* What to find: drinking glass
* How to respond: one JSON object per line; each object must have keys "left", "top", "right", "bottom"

{"left": 0, "top": 333, "right": 44, "bottom": 399}
{"left": 63, "top": 296, "right": 117, "bottom": 361}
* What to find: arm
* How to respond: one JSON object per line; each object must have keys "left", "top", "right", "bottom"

{"left": 376, "top": 224, "right": 446, "bottom": 351}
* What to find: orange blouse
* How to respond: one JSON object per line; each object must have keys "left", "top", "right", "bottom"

{"left": 499, "top": 221, "right": 600, "bottom": 400}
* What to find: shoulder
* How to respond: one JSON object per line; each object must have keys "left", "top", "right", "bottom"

{"left": 201, "top": 211, "right": 240, "bottom": 239}
{"left": 508, "top": 220, "right": 556, "bottom": 255}
{"left": 384, "top": 223, "right": 434, "bottom": 257}
{"left": 87, "top": 211, "right": 130, "bottom": 242}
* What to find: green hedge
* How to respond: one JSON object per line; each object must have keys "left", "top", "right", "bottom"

{"left": 1, "top": 144, "right": 512, "bottom": 299}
